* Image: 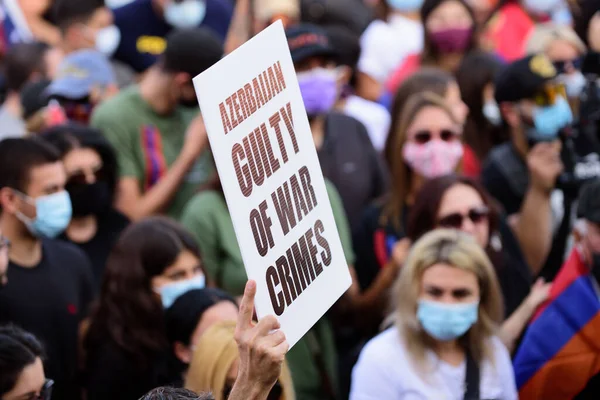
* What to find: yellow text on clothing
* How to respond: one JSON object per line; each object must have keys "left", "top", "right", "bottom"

{"left": 136, "top": 36, "right": 166, "bottom": 55}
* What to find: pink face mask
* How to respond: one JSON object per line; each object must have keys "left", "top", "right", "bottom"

{"left": 402, "top": 139, "right": 464, "bottom": 178}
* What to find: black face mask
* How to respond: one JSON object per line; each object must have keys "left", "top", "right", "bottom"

{"left": 179, "top": 96, "right": 198, "bottom": 108}
{"left": 67, "top": 181, "right": 111, "bottom": 217}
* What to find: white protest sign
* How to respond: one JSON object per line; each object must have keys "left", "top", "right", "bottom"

{"left": 193, "top": 20, "right": 352, "bottom": 347}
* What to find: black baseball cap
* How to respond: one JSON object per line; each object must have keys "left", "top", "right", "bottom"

{"left": 577, "top": 179, "right": 600, "bottom": 224}
{"left": 286, "top": 23, "right": 337, "bottom": 64}
{"left": 494, "top": 54, "right": 558, "bottom": 104}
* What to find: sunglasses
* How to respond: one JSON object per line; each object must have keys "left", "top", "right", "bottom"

{"left": 411, "top": 129, "right": 460, "bottom": 145}
{"left": 66, "top": 164, "right": 105, "bottom": 185}
{"left": 533, "top": 84, "right": 567, "bottom": 107}
{"left": 223, "top": 381, "right": 282, "bottom": 400}
{"left": 438, "top": 207, "right": 490, "bottom": 229}
{"left": 553, "top": 57, "right": 583, "bottom": 74}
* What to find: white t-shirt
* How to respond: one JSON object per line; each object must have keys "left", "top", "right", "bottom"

{"left": 343, "top": 95, "right": 391, "bottom": 152}
{"left": 358, "top": 14, "right": 423, "bottom": 84}
{"left": 350, "top": 327, "right": 518, "bottom": 400}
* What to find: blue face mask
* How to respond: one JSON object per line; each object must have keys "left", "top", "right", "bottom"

{"left": 164, "top": 0, "right": 206, "bottom": 29}
{"left": 417, "top": 300, "right": 479, "bottom": 341}
{"left": 158, "top": 274, "right": 206, "bottom": 309}
{"left": 532, "top": 96, "right": 573, "bottom": 139}
{"left": 386, "top": 0, "right": 425, "bottom": 12}
{"left": 16, "top": 191, "right": 72, "bottom": 238}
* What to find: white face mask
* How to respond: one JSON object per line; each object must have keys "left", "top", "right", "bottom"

{"left": 164, "top": 0, "right": 207, "bottom": 29}
{"left": 95, "top": 25, "right": 121, "bottom": 56}
{"left": 483, "top": 101, "right": 501, "bottom": 126}
{"left": 105, "top": 0, "right": 135, "bottom": 9}
{"left": 560, "top": 72, "right": 586, "bottom": 98}
{"left": 522, "top": 0, "right": 562, "bottom": 15}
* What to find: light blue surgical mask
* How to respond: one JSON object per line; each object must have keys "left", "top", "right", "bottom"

{"left": 386, "top": 0, "right": 425, "bottom": 12}
{"left": 532, "top": 96, "right": 573, "bottom": 139}
{"left": 158, "top": 274, "right": 206, "bottom": 309}
{"left": 417, "top": 300, "right": 479, "bottom": 341}
{"left": 15, "top": 191, "right": 72, "bottom": 239}
{"left": 164, "top": 0, "right": 207, "bottom": 29}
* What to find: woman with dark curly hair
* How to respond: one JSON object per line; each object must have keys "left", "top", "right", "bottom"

{"left": 83, "top": 217, "right": 207, "bottom": 400}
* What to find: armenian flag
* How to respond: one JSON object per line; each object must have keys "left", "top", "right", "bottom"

{"left": 513, "top": 249, "right": 600, "bottom": 399}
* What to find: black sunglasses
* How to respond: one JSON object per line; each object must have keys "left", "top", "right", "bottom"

{"left": 223, "top": 381, "right": 282, "bottom": 400}
{"left": 413, "top": 129, "right": 459, "bottom": 145}
{"left": 553, "top": 57, "right": 583, "bottom": 74}
{"left": 438, "top": 207, "right": 490, "bottom": 229}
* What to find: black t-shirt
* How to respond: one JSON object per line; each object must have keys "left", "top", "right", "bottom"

{"left": 319, "top": 112, "right": 388, "bottom": 234}
{"left": 482, "top": 143, "right": 574, "bottom": 280}
{"left": 571, "top": 130, "right": 600, "bottom": 182}
{"left": 495, "top": 216, "right": 533, "bottom": 317}
{"left": 0, "top": 239, "right": 94, "bottom": 400}
{"left": 59, "top": 210, "right": 129, "bottom": 289}
{"left": 353, "top": 203, "right": 407, "bottom": 292}
{"left": 85, "top": 341, "right": 174, "bottom": 400}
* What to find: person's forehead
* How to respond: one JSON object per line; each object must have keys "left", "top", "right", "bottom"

{"left": 422, "top": 264, "right": 478, "bottom": 288}
{"left": 410, "top": 106, "right": 455, "bottom": 128}
{"left": 439, "top": 184, "right": 484, "bottom": 211}
{"left": 28, "top": 162, "right": 65, "bottom": 181}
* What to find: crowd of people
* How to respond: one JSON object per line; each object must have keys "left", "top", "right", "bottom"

{"left": 1, "top": 0, "right": 600, "bottom": 399}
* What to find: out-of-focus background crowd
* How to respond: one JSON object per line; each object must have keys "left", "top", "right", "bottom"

{"left": 1, "top": 0, "right": 600, "bottom": 399}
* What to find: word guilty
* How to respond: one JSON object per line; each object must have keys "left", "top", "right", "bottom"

{"left": 232, "top": 102, "right": 298, "bottom": 197}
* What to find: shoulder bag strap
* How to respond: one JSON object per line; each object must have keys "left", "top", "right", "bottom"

{"left": 464, "top": 350, "right": 480, "bottom": 400}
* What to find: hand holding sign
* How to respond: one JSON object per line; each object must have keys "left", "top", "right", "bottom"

{"left": 193, "top": 20, "right": 351, "bottom": 347}
{"left": 230, "top": 280, "right": 288, "bottom": 400}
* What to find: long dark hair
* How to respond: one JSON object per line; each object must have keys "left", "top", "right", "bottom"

{"left": 380, "top": 92, "right": 458, "bottom": 231}
{"left": 456, "top": 51, "right": 507, "bottom": 160}
{"left": 41, "top": 123, "right": 119, "bottom": 201}
{"left": 406, "top": 174, "right": 503, "bottom": 267}
{"left": 384, "top": 68, "right": 455, "bottom": 169}
{"left": 420, "top": 0, "right": 478, "bottom": 66}
{"left": 84, "top": 217, "right": 203, "bottom": 366}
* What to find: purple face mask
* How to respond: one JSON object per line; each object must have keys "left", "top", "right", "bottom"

{"left": 297, "top": 67, "right": 338, "bottom": 116}
{"left": 429, "top": 27, "right": 472, "bottom": 54}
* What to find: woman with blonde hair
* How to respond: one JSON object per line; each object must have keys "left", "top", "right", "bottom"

{"left": 350, "top": 229, "right": 518, "bottom": 399}
{"left": 185, "top": 320, "right": 295, "bottom": 400}
{"left": 353, "top": 91, "right": 464, "bottom": 337}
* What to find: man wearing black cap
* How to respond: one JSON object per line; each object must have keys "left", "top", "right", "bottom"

{"left": 91, "top": 28, "right": 222, "bottom": 221}
{"left": 482, "top": 54, "right": 567, "bottom": 278}
{"left": 285, "top": 23, "right": 387, "bottom": 234}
